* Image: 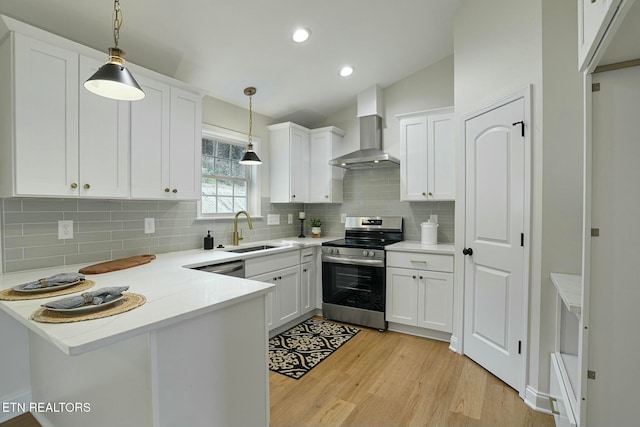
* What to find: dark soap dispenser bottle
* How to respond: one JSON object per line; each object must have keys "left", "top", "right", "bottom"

{"left": 204, "top": 230, "right": 214, "bottom": 250}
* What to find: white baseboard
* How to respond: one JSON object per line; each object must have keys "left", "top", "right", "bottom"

{"left": 0, "top": 390, "right": 32, "bottom": 423}
{"left": 449, "top": 334, "right": 460, "bottom": 353}
{"left": 524, "top": 385, "right": 553, "bottom": 415}
{"left": 386, "top": 322, "right": 452, "bottom": 342}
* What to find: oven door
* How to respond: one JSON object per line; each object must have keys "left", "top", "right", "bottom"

{"left": 322, "top": 255, "right": 386, "bottom": 312}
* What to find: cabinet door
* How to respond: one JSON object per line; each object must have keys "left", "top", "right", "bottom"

{"left": 13, "top": 34, "right": 79, "bottom": 197}
{"left": 249, "top": 271, "right": 277, "bottom": 329}
{"left": 427, "top": 113, "right": 455, "bottom": 200}
{"left": 130, "top": 75, "right": 170, "bottom": 199}
{"left": 169, "top": 87, "right": 202, "bottom": 200}
{"left": 300, "top": 259, "right": 315, "bottom": 314}
{"left": 309, "top": 129, "right": 344, "bottom": 203}
{"left": 399, "top": 115, "right": 429, "bottom": 201}
{"left": 78, "top": 56, "right": 130, "bottom": 198}
{"left": 275, "top": 265, "right": 301, "bottom": 326}
{"left": 417, "top": 270, "right": 453, "bottom": 332}
{"left": 385, "top": 267, "right": 418, "bottom": 326}
{"left": 290, "top": 126, "right": 310, "bottom": 203}
{"left": 578, "top": 0, "right": 622, "bottom": 70}
{"left": 309, "top": 131, "right": 332, "bottom": 203}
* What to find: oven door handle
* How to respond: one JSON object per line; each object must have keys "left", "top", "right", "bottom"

{"left": 322, "top": 255, "right": 384, "bottom": 267}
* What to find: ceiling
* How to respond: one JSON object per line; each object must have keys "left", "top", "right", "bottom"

{"left": 0, "top": 0, "right": 460, "bottom": 127}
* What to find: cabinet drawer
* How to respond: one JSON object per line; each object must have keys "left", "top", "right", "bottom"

{"left": 387, "top": 252, "right": 453, "bottom": 273}
{"left": 245, "top": 250, "right": 300, "bottom": 277}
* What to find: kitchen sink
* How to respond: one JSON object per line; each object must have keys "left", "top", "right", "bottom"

{"left": 225, "top": 245, "right": 279, "bottom": 253}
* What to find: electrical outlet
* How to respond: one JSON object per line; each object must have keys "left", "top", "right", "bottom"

{"left": 144, "top": 218, "right": 155, "bottom": 234}
{"left": 288, "top": 214, "right": 293, "bottom": 224}
{"left": 267, "top": 214, "right": 280, "bottom": 225}
{"left": 341, "top": 213, "right": 347, "bottom": 223}
{"left": 58, "top": 220, "right": 73, "bottom": 240}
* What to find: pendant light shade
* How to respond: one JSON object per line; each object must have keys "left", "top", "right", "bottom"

{"left": 84, "top": 0, "right": 145, "bottom": 101}
{"left": 240, "top": 87, "right": 262, "bottom": 165}
{"left": 84, "top": 48, "right": 145, "bottom": 101}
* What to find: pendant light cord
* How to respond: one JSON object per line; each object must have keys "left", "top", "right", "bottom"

{"left": 113, "top": 0, "right": 122, "bottom": 48}
{"left": 248, "top": 95, "right": 253, "bottom": 147}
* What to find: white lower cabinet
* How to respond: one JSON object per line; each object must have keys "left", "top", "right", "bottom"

{"left": 300, "top": 248, "right": 316, "bottom": 315}
{"left": 386, "top": 251, "right": 454, "bottom": 333}
{"left": 247, "top": 250, "right": 313, "bottom": 331}
{"left": 251, "top": 266, "right": 301, "bottom": 329}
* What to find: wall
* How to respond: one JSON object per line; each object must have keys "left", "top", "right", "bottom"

{"left": 308, "top": 55, "right": 456, "bottom": 242}
{"left": 0, "top": 197, "right": 303, "bottom": 273}
{"left": 454, "top": 0, "right": 583, "bottom": 403}
{"left": 305, "top": 168, "right": 454, "bottom": 243}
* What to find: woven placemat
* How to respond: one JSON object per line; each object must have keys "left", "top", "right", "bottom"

{"left": 30, "top": 293, "right": 146, "bottom": 323}
{"left": 0, "top": 280, "right": 96, "bottom": 301}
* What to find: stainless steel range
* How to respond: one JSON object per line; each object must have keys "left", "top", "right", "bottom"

{"left": 321, "top": 216, "right": 403, "bottom": 331}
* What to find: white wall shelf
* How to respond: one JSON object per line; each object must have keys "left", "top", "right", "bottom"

{"left": 550, "top": 273, "right": 582, "bottom": 316}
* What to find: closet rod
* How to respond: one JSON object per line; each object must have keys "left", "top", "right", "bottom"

{"left": 594, "top": 58, "right": 640, "bottom": 73}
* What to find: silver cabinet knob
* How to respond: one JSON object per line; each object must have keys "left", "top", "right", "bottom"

{"left": 70, "top": 183, "right": 78, "bottom": 189}
{"left": 164, "top": 188, "right": 170, "bottom": 193}
{"left": 172, "top": 189, "right": 178, "bottom": 193}
{"left": 84, "top": 183, "right": 90, "bottom": 190}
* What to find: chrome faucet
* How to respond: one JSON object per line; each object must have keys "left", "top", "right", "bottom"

{"left": 232, "top": 210, "right": 253, "bottom": 246}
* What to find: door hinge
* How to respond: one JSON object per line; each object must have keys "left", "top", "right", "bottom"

{"left": 518, "top": 340, "right": 522, "bottom": 354}
{"left": 520, "top": 233, "right": 524, "bottom": 247}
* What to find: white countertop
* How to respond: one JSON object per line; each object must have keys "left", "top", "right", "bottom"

{"left": 0, "top": 237, "right": 337, "bottom": 356}
{"left": 386, "top": 241, "right": 455, "bottom": 255}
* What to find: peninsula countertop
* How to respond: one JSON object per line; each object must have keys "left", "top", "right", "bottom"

{"left": 0, "top": 236, "right": 337, "bottom": 356}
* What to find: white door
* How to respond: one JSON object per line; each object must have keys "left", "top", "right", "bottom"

{"left": 463, "top": 93, "right": 527, "bottom": 393}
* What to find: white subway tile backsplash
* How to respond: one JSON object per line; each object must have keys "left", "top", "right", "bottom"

{"left": 1, "top": 169, "right": 454, "bottom": 273}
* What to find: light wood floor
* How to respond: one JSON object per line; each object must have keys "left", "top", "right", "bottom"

{"left": 1, "top": 323, "right": 554, "bottom": 427}
{"left": 270, "top": 322, "right": 555, "bottom": 427}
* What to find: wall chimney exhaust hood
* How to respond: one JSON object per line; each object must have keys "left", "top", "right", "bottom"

{"left": 329, "top": 85, "right": 399, "bottom": 169}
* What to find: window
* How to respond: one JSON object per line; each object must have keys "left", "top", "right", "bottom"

{"left": 199, "top": 124, "right": 261, "bottom": 218}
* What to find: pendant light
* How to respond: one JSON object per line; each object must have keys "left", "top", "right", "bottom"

{"left": 84, "top": 0, "right": 145, "bottom": 101}
{"left": 239, "top": 87, "right": 262, "bottom": 165}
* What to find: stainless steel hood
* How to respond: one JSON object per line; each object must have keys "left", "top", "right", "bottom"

{"left": 329, "top": 115, "right": 399, "bottom": 169}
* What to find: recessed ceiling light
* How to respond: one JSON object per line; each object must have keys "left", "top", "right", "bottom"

{"left": 292, "top": 28, "right": 311, "bottom": 43}
{"left": 339, "top": 66, "right": 354, "bottom": 77}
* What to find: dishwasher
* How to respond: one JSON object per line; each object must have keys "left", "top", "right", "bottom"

{"left": 193, "top": 259, "right": 245, "bottom": 277}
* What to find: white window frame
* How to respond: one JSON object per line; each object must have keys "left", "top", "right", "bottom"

{"left": 197, "top": 123, "right": 261, "bottom": 219}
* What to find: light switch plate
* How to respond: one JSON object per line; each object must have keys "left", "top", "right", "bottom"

{"left": 288, "top": 214, "right": 293, "bottom": 224}
{"left": 58, "top": 220, "right": 73, "bottom": 240}
{"left": 267, "top": 214, "right": 280, "bottom": 225}
{"left": 341, "top": 213, "right": 347, "bottom": 223}
{"left": 144, "top": 218, "right": 155, "bottom": 234}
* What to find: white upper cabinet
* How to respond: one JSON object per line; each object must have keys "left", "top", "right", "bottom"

{"left": 6, "top": 33, "right": 79, "bottom": 197}
{"left": 131, "top": 80, "right": 202, "bottom": 200}
{"left": 578, "top": 0, "right": 623, "bottom": 71}
{"left": 309, "top": 126, "right": 345, "bottom": 203}
{"left": 130, "top": 76, "right": 171, "bottom": 199}
{"left": 0, "top": 19, "right": 203, "bottom": 200}
{"left": 168, "top": 88, "right": 202, "bottom": 200}
{"left": 78, "top": 56, "right": 130, "bottom": 198}
{"left": 397, "top": 108, "right": 455, "bottom": 201}
{"left": 269, "top": 122, "right": 310, "bottom": 203}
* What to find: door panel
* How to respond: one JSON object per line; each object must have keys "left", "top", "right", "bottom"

{"left": 472, "top": 265, "right": 510, "bottom": 351}
{"left": 464, "top": 94, "right": 526, "bottom": 392}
